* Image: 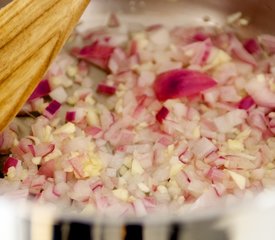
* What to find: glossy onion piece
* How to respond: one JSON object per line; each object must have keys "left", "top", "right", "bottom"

{"left": 45, "top": 100, "right": 61, "bottom": 115}
{"left": 246, "top": 75, "right": 275, "bottom": 108}
{"left": 97, "top": 84, "right": 116, "bottom": 95}
{"left": 66, "top": 111, "right": 76, "bottom": 122}
{"left": 259, "top": 34, "right": 275, "bottom": 54}
{"left": 238, "top": 95, "right": 255, "bottom": 110}
{"left": 28, "top": 79, "right": 51, "bottom": 101}
{"left": 75, "top": 41, "right": 115, "bottom": 70}
{"left": 229, "top": 36, "right": 257, "bottom": 67}
{"left": 3, "top": 157, "right": 19, "bottom": 174}
{"left": 43, "top": 100, "right": 61, "bottom": 119}
{"left": 156, "top": 106, "right": 169, "bottom": 123}
{"left": 153, "top": 69, "right": 217, "bottom": 101}
{"left": 243, "top": 39, "right": 260, "bottom": 55}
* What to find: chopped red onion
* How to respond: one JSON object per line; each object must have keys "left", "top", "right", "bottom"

{"left": 156, "top": 106, "right": 169, "bottom": 123}
{"left": 192, "top": 137, "right": 217, "bottom": 159}
{"left": 90, "top": 180, "right": 103, "bottom": 192}
{"left": 38, "top": 159, "right": 55, "bottom": 178}
{"left": 259, "top": 34, "right": 275, "bottom": 54}
{"left": 153, "top": 69, "right": 217, "bottom": 101}
{"left": 238, "top": 95, "right": 255, "bottom": 110}
{"left": 28, "top": 143, "right": 55, "bottom": 157}
{"left": 243, "top": 38, "right": 260, "bottom": 54}
{"left": 193, "top": 32, "right": 208, "bottom": 42}
{"left": 214, "top": 109, "right": 247, "bottom": 133}
{"left": 97, "top": 84, "right": 116, "bottom": 95}
{"left": 85, "top": 126, "right": 102, "bottom": 137}
{"left": 44, "top": 100, "right": 61, "bottom": 118}
{"left": 146, "top": 24, "right": 163, "bottom": 32}
{"left": 246, "top": 75, "right": 275, "bottom": 108}
{"left": 74, "top": 41, "right": 115, "bottom": 70}
{"left": 182, "top": 39, "right": 212, "bottom": 66}
{"left": 129, "top": 40, "right": 138, "bottom": 56}
{"left": 3, "top": 13, "right": 275, "bottom": 216}
{"left": 66, "top": 111, "right": 76, "bottom": 122}
{"left": 230, "top": 35, "right": 257, "bottom": 67}
{"left": 3, "top": 157, "right": 19, "bottom": 174}
{"left": 31, "top": 175, "right": 46, "bottom": 190}
{"left": 28, "top": 144, "right": 35, "bottom": 156}
{"left": 28, "top": 79, "right": 51, "bottom": 101}
{"left": 107, "top": 13, "right": 120, "bottom": 28}
{"left": 69, "top": 157, "right": 84, "bottom": 178}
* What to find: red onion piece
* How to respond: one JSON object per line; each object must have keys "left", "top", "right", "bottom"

{"left": 132, "top": 95, "right": 148, "bottom": 118}
{"left": 146, "top": 24, "right": 163, "bottom": 32}
{"left": 243, "top": 38, "right": 260, "bottom": 54}
{"left": 193, "top": 33, "right": 208, "bottom": 42}
{"left": 38, "top": 159, "right": 55, "bottom": 178}
{"left": 156, "top": 106, "right": 169, "bottom": 123}
{"left": 129, "top": 40, "right": 138, "bottom": 56}
{"left": 85, "top": 126, "right": 102, "bottom": 137}
{"left": 214, "top": 109, "right": 247, "bottom": 133}
{"left": 44, "top": 100, "right": 61, "bottom": 116}
{"left": 69, "top": 157, "right": 84, "bottom": 178}
{"left": 248, "top": 109, "right": 268, "bottom": 132}
{"left": 200, "top": 40, "right": 212, "bottom": 65}
{"left": 246, "top": 76, "right": 275, "bottom": 108}
{"left": 107, "top": 13, "right": 120, "bottom": 28}
{"left": 28, "top": 79, "right": 51, "bottom": 101}
{"left": 158, "top": 136, "right": 173, "bottom": 146}
{"left": 90, "top": 180, "right": 103, "bottom": 192}
{"left": 192, "top": 137, "right": 217, "bottom": 159}
{"left": 238, "top": 95, "right": 255, "bottom": 110}
{"left": 229, "top": 35, "right": 257, "bottom": 67}
{"left": 97, "top": 84, "right": 116, "bottom": 95}
{"left": 28, "top": 144, "right": 35, "bottom": 156}
{"left": 18, "top": 138, "right": 33, "bottom": 154}
{"left": 153, "top": 69, "right": 217, "bottom": 101}
{"left": 268, "top": 118, "right": 275, "bottom": 135}
{"left": 182, "top": 39, "right": 212, "bottom": 66}
{"left": 66, "top": 111, "right": 76, "bottom": 122}
{"left": 31, "top": 175, "right": 46, "bottom": 189}
{"left": 259, "top": 34, "right": 275, "bottom": 54}
{"left": 28, "top": 143, "right": 55, "bottom": 157}
{"left": 3, "top": 157, "right": 19, "bottom": 174}
{"left": 74, "top": 41, "right": 115, "bottom": 70}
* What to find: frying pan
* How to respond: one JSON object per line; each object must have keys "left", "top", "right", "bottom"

{"left": 1, "top": 1, "right": 275, "bottom": 239}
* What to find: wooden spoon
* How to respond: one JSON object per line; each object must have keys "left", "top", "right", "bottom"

{"left": 0, "top": 0, "right": 90, "bottom": 132}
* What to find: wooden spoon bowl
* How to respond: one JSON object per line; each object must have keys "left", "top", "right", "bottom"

{"left": 0, "top": 0, "right": 90, "bottom": 132}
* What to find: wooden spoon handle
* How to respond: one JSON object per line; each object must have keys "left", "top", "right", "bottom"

{"left": 0, "top": 0, "right": 90, "bottom": 132}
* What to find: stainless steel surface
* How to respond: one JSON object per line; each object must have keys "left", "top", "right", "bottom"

{"left": 80, "top": 0, "right": 275, "bottom": 36}
{"left": 1, "top": 0, "right": 274, "bottom": 33}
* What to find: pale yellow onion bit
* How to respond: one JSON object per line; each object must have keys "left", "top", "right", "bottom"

{"left": 227, "top": 170, "right": 246, "bottom": 190}
{"left": 227, "top": 12, "right": 242, "bottom": 24}
{"left": 54, "top": 122, "right": 76, "bottom": 134}
{"left": 227, "top": 139, "right": 245, "bottom": 152}
{"left": 131, "top": 158, "right": 144, "bottom": 175}
{"left": 137, "top": 183, "right": 150, "bottom": 193}
{"left": 44, "top": 148, "right": 62, "bottom": 162}
{"left": 32, "top": 157, "right": 42, "bottom": 165}
{"left": 83, "top": 152, "right": 102, "bottom": 177}
{"left": 86, "top": 109, "right": 100, "bottom": 126}
{"left": 66, "top": 65, "right": 78, "bottom": 78}
{"left": 113, "top": 188, "right": 129, "bottom": 201}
